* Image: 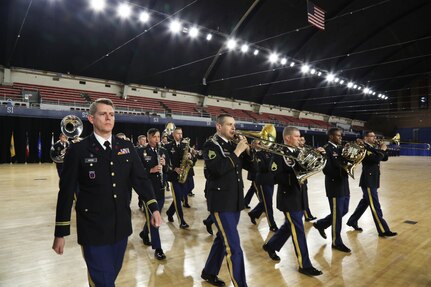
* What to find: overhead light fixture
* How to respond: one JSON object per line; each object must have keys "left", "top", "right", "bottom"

{"left": 334, "top": 77, "right": 339, "bottom": 83}
{"left": 339, "top": 80, "right": 344, "bottom": 85}
{"left": 189, "top": 27, "right": 199, "bottom": 38}
{"left": 347, "top": 82, "right": 354, "bottom": 88}
{"left": 241, "top": 44, "right": 249, "bottom": 53}
{"left": 269, "top": 53, "right": 279, "bottom": 63}
{"left": 226, "top": 39, "right": 237, "bottom": 50}
{"left": 353, "top": 84, "right": 357, "bottom": 89}
{"left": 280, "top": 58, "right": 287, "bottom": 65}
{"left": 253, "top": 49, "right": 259, "bottom": 56}
{"left": 290, "top": 62, "right": 295, "bottom": 67}
{"left": 317, "top": 71, "right": 322, "bottom": 76}
{"left": 310, "top": 68, "right": 316, "bottom": 75}
{"left": 117, "top": 3, "right": 132, "bottom": 19}
{"left": 301, "top": 64, "right": 310, "bottom": 73}
{"left": 206, "top": 33, "right": 213, "bottom": 41}
{"left": 363, "top": 88, "right": 370, "bottom": 94}
{"left": 326, "top": 73, "right": 335, "bottom": 82}
{"left": 90, "top": 0, "right": 106, "bottom": 11}
{"left": 169, "top": 20, "right": 182, "bottom": 33}
{"left": 139, "top": 11, "right": 150, "bottom": 23}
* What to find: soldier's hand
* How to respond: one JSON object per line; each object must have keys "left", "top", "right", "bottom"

{"left": 151, "top": 211, "right": 162, "bottom": 228}
{"left": 174, "top": 167, "right": 182, "bottom": 174}
{"left": 159, "top": 157, "right": 166, "bottom": 166}
{"left": 316, "top": 147, "right": 326, "bottom": 154}
{"left": 234, "top": 137, "right": 248, "bottom": 157}
{"left": 380, "top": 142, "right": 387, "bottom": 151}
{"left": 52, "top": 237, "right": 65, "bottom": 255}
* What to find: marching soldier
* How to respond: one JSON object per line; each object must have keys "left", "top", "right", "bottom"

{"left": 165, "top": 127, "right": 195, "bottom": 229}
{"left": 347, "top": 131, "right": 397, "bottom": 237}
{"left": 262, "top": 127, "right": 323, "bottom": 277}
{"left": 313, "top": 128, "right": 351, "bottom": 252}
{"left": 201, "top": 113, "right": 251, "bottom": 287}
{"left": 52, "top": 98, "right": 161, "bottom": 286}
{"left": 52, "top": 133, "right": 69, "bottom": 177}
{"left": 299, "top": 137, "right": 317, "bottom": 221}
{"left": 137, "top": 128, "right": 169, "bottom": 260}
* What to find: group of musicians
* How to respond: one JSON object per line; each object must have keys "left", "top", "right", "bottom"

{"left": 52, "top": 98, "right": 397, "bottom": 287}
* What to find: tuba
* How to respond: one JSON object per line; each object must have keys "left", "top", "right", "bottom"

{"left": 178, "top": 137, "right": 194, "bottom": 184}
{"left": 340, "top": 141, "right": 366, "bottom": 179}
{"left": 50, "top": 115, "right": 83, "bottom": 163}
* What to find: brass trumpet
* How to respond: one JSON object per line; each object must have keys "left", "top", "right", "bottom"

{"left": 377, "top": 133, "right": 430, "bottom": 150}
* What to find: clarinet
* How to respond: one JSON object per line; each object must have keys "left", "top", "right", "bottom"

{"left": 157, "top": 142, "right": 164, "bottom": 187}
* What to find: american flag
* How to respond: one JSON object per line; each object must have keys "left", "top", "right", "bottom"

{"left": 307, "top": 1, "right": 325, "bottom": 30}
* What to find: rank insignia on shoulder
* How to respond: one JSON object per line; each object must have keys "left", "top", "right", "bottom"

{"left": 208, "top": 150, "right": 216, "bottom": 159}
{"left": 117, "top": 148, "right": 130, "bottom": 155}
{"left": 89, "top": 171, "right": 96, "bottom": 179}
{"left": 271, "top": 162, "right": 278, "bottom": 171}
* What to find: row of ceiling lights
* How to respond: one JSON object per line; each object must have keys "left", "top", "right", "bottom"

{"left": 88, "top": 0, "right": 389, "bottom": 100}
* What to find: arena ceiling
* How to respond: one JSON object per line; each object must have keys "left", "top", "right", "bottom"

{"left": 1, "top": 0, "right": 430, "bottom": 120}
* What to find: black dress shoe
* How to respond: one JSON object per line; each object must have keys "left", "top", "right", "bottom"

{"left": 262, "top": 244, "right": 280, "bottom": 261}
{"left": 180, "top": 222, "right": 189, "bottom": 229}
{"left": 183, "top": 203, "right": 191, "bottom": 208}
{"left": 298, "top": 266, "right": 323, "bottom": 276}
{"left": 313, "top": 223, "right": 327, "bottom": 239}
{"left": 379, "top": 231, "right": 398, "bottom": 237}
{"left": 167, "top": 213, "right": 174, "bottom": 222}
{"left": 154, "top": 249, "right": 166, "bottom": 260}
{"left": 332, "top": 244, "right": 351, "bottom": 253}
{"left": 201, "top": 270, "right": 225, "bottom": 286}
{"left": 305, "top": 216, "right": 317, "bottom": 222}
{"left": 188, "top": 192, "right": 195, "bottom": 197}
{"left": 139, "top": 231, "right": 151, "bottom": 246}
{"left": 138, "top": 200, "right": 143, "bottom": 209}
{"left": 347, "top": 222, "right": 363, "bottom": 231}
{"left": 248, "top": 212, "right": 257, "bottom": 225}
{"left": 269, "top": 225, "right": 278, "bottom": 232}
{"left": 203, "top": 220, "right": 213, "bottom": 235}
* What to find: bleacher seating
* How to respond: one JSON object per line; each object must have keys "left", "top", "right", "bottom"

{"left": 14, "top": 83, "right": 91, "bottom": 105}
{"left": 161, "top": 99, "right": 201, "bottom": 116}
{"left": 0, "top": 85, "right": 23, "bottom": 101}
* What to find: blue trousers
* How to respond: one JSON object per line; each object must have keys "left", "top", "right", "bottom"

{"left": 143, "top": 197, "right": 165, "bottom": 250}
{"left": 348, "top": 187, "right": 390, "bottom": 234}
{"left": 243, "top": 182, "right": 256, "bottom": 206}
{"left": 166, "top": 181, "right": 187, "bottom": 224}
{"left": 203, "top": 211, "right": 247, "bottom": 287}
{"left": 266, "top": 211, "right": 312, "bottom": 269}
{"left": 315, "top": 196, "right": 350, "bottom": 246}
{"left": 249, "top": 184, "right": 276, "bottom": 228}
{"left": 82, "top": 238, "right": 128, "bottom": 287}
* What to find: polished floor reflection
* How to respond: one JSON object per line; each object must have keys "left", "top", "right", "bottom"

{"left": 0, "top": 156, "right": 430, "bottom": 286}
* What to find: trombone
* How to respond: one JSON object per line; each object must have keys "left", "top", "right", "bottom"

{"left": 377, "top": 133, "right": 430, "bottom": 150}
{"left": 235, "top": 124, "right": 327, "bottom": 184}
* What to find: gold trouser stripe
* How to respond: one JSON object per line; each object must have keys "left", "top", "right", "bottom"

{"left": 259, "top": 185, "right": 271, "bottom": 227}
{"left": 332, "top": 198, "right": 336, "bottom": 245}
{"left": 304, "top": 210, "right": 309, "bottom": 218}
{"left": 286, "top": 212, "right": 303, "bottom": 268}
{"left": 171, "top": 184, "right": 181, "bottom": 222}
{"left": 55, "top": 221, "right": 70, "bottom": 226}
{"left": 80, "top": 246, "right": 96, "bottom": 287}
{"left": 146, "top": 199, "right": 157, "bottom": 206}
{"left": 144, "top": 205, "right": 152, "bottom": 241}
{"left": 214, "top": 212, "right": 239, "bottom": 287}
{"left": 367, "top": 188, "right": 385, "bottom": 233}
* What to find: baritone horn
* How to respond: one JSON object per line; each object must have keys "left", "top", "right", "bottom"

{"left": 377, "top": 133, "right": 430, "bottom": 150}
{"left": 50, "top": 115, "right": 83, "bottom": 163}
{"left": 235, "top": 124, "right": 327, "bottom": 184}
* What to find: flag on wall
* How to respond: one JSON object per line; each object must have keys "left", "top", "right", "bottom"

{"left": 307, "top": 1, "right": 325, "bottom": 30}
{"left": 38, "top": 132, "right": 42, "bottom": 162}
{"left": 25, "top": 132, "right": 30, "bottom": 161}
{"left": 10, "top": 132, "right": 16, "bottom": 159}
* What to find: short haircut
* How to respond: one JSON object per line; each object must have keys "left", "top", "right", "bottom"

{"left": 174, "top": 127, "right": 182, "bottom": 131}
{"left": 327, "top": 127, "right": 341, "bottom": 137}
{"left": 116, "top": 133, "right": 126, "bottom": 138}
{"left": 216, "top": 113, "right": 233, "bottom": 125}
{"left": 147, "top": 128, "right": 160, "bottom": 137}
{"left": 89, "top": 98, "right": 114, "bottom": 115}
{"left": 364, "top": 130, "right": 374, "bottom": 137}
{"left": 138, "top": 135, "right": 146, "bottom": 140}
{"left": 283, "top": 126, "right": 299, "bottom": 138}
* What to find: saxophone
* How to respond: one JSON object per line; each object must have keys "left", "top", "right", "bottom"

{"left": 178, "top": 138, "right": 194, "bottom": 184}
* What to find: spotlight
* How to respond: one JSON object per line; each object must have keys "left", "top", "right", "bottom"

{"left": 253, "top": 49, "right": 259, "bottom": 56}
{"left": 310, "top": 68, "right": 316, "bottom": 75}
{"left": 139, "top": 11, "right": 150, "bottom": 23}
{"left": 226, "top": 39, "right": 237, "bottom": 50}
{"left": 326, "top": 73, "right": 335, "bottom": 82}
{"left": 269, "top": 53, "right": 279, "bottom": 63}
{"left": 206, "top": 33, "right": 213, "bottom": 41}
{"left": 363, "top": 88, "right": 370, "bottom": 94}
{"left": 241, "top": 44, "right": 249, "bottom": 53}
{"left": 280, "top": 58, "right": 287, "bottom": 65}
{"left": 372, "top": 92, "right": 376, "bottom": 95}
{"left": 339, "top": 80, "right": 344, "bottom": 85}
{"left": 90, "top": 0, "right": 106, "bottom": 11}
{"left": 334, "top": 77, "right": 339, "bottom": 83}
{"left": 301, "top": 64, "right": 310, "bottom": 73}
{"left": 189, "top": 27, "right": 199, "bottom": 38}
{"left": 357, "top": 86, "right": 362, "bottom": 90}
{"left": 347, "top": 82, "right": 354, "bottom": 88}
{"left": 169, "top": 20, "right": 182, "bottom": 33}
{"left": 317, "top": 71, "right": 322, "bottom": 76}
{"left": 353, "top": 84, "right": 357, "bottom": 89}
{"left": 117, "top": 3, "right": 132, "bottom": 19}
{"left": 290, "top": 62, "right": 295, "bottom": 67}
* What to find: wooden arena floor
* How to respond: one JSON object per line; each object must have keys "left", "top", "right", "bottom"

{"left": 1, "top": 156, "right": 430, "bottom": 287}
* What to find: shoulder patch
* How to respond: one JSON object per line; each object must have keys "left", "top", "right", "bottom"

{"left": 271, "top": 162, "right": 278, "bottom": 171}
{"left": 208, "top": 150, "right": 217, "bottom": 160}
